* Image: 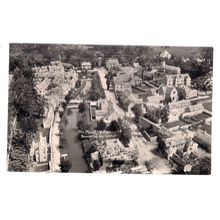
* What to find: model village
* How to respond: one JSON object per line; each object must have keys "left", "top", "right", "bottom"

{"left": 8, "top": 49, "right": 212, "bottom": 174}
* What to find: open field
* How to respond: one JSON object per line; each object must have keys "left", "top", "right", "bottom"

{"left": 150, "top": 46, "right": 198, "bottom": 57}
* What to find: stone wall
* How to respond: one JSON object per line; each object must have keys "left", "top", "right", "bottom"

{"left": 139, "top": 116, "right": 161, "bottom": 133}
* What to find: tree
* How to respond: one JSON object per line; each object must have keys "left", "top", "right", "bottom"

{"left": 78, "top": 102, "right": 86, "bottom": 113}
{"left": 92, "top": 160, "right": 101, "bottom": 171}
{"left": 8, "top": 56, "right": 46, "bottom": 171}
{"left": 106, "top": 78, "right": 111, "bottom": 90}
{"left": 189, "top": 157, "right": 211, "bottom": 175}
{"left": 160, "top": 105, "right": 169, "bottom": 123}
{"left": 60, "top": 158, "right": 72, "bottom": 172}
{"left": 97, "top": 119, "right": 107, "bottom": 130}
{"left": 77, "top": 111, "right": 91, "bottom": 131}
{"left": 8, "top": 129, "right": 29, "bottom": 172}
{"left": 77, "top": 118, "right": 90, "bottom": 131}
{"left": 119, "top": 126, "right": 131, "bottom": 146}
{"left": 75, "top": 79, "right": 81, "bottom": 88}
{"left": 108, "top": 120, "right": 120, "bottom": 132}
{"left": 90, "top": 91, "right": 100, "bottom": 101}
{"left": 89, "top": 73, "right": 105, "bottom": 100}
{"left": 8, "top": 147, "right": 28, "bottom": 172}
{"left": 131, "top": 104, "right": 142, "bottom": 122}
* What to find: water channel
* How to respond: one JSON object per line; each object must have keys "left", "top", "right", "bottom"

{"left": 62, "top": 108, "right": 90, "bottom": 173}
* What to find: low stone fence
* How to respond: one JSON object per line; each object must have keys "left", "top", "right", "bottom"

{"left": 139, "top": 116, "right": 161, "bottom": 133}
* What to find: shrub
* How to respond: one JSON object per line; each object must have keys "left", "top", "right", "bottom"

{"left": 97, "top": 119, "right": 107, "bottom": 130}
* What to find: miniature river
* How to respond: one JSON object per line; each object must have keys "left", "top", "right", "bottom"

{"left": 62, "top": 108, "right": 90, "bottom": 173}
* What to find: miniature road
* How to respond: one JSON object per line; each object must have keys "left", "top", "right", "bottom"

{"left": 50, "top": 111, "right": 61, "bottom": 172}
{"left": 96, "top": 68, "right": 125, "bottom": 117}
{"left": 62, "top": 109, "right": 90, "bottom": 173}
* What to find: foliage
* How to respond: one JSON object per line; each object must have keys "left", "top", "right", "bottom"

{"left": 8, "top": 129, "right": 29, "bottom": 172}
{"left": 108, "top": 120, "right": 120, "bottom": 132}
{"left": 165, "top": 47, "right": 213, "bottom": 80}
{"left": 77, "top": 103, "right": 91, "bottom": 131}
{"left": 118, "top": 96, "right": 130, "bottom": 112}
{"left": 60, "top": 158, "right": 72, "bottom": 172}
{"left": 97, "top": 119, "right": 107, "bottom": 131}
{"left": 89, "top": 72, "right": 105, "bottom": 101}
{"left": 144, "top": 105, "right": 169, "bottom": 124}
{"left": 119, "top": 126, "right": 132, "bottom": 146}
{"left": 92, "top": 160, "right": 101, "bottom": 171}
{"left": 77, "top": 116, "right": 91, "bottom": 131}
{"left": 9, "top": 62, "right": 45, "bottom": 123}
{"left": 117, "top": 119, "right": 131, "bottom": 146}
{"left": 8, "top": 56, "right": 46, "bottom": 171}
{"left": 160, "top": 105, "right": 169, "bottom": 123}
{"left": 75, "top": 79, "right": 81, "bottom": 88}
{"left": 78, "top": 102, "right": 87, "bottom": 113}
{"left": 131, "top": 104, "right": 142, "bottom": 122}
{"left": 189, "top": 157, "right": 211, "bottom": 175}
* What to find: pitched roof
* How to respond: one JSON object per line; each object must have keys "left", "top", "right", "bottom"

{"left": 36, "top": 78, "right": 51, "bottom": 91}
{"left": 146, "top": 95, "right": 163, "bottom": 103}
{"left": 81, "top": 61, "right": 91, "bottom": 66}
{"left": 159, "top": 50, "right": 171, "bottom": 59}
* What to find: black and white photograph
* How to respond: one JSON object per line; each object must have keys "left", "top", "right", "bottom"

{"left": 8, "top": 44, "right": 213, "bottom": 174}
{"left": 1, "top": 1, "right": 220, "bottom": 220}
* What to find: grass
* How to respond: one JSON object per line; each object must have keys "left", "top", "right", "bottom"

{"left": 164, "top": 120, "right": 188, "bottom": 129}
{"left": 203, "top": 102, "right": 212, "bottom": 112}
{"left": 199, "top": 123, "right": 212, "bottom": 135}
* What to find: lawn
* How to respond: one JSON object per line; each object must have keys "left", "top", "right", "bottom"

{"left": 203, "top": 102, "right": 212, "bottom": 112}
{"left": 199, "top": 123, "right": 212, "bottom": 135}
{"left": 164, "top": 120, "right": 188, "bottom": 129}
{"left": 183, "top": 112, "right": 211, "bottom": 124}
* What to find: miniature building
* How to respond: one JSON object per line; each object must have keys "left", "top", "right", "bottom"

{"left": 36, "top": 78, "right": 52, "bottom": 95}
{"left": 176, "top": 86, "right": 197, "bottom": 99}
{"left": 106, "top": 58, "right": 120, "bottom": 70}
{"left": 159, "top": 50, "right": 172, "bottom": 59}
{"left": 165, "top": 87, "right": 178, "bottom": 103}
{"left": 113, "top": 72, "right": 132, "bottom": 93}
{"left": 187, "top": 103, "right": 204, "bottom": 113}
{"left": 184, "top": 138, "right": 198, "bottom": 154}
{"left": 30, "top": 133, "right": 49, "bottom": 163}
{"left": 133, "top": 62, "right": 140, "bottom": 68}
{"left": 194, "top": 123, "right": 211, "bottom": 151}
{"left": 98, "top": 57, "right": 102, "bottom": 67}
{"left": 168, "top": 100, "right": 191, "bottom": 122}
{"left": 145, "top": 105, "right": 162, "bottom": 123}
{"left": 81, "top": 61, "right": 92, "bottom": 70}
{"left": 145, "top": 95, "right": 164, "bottom": 108}
{"left": 33, "top": 61, "right": 65, "bottom": 79}
{"left": 96, "top": 139, "right": 138, "bottom": 163}
{"left": 131, "top": 75, "right": 142, "bottom": 86}
{"left": 159, "top": 61, "right": 181, "bottom": 74}
{"left": 162, "top": 133, "right": 187, "bottom": 159}
{"left": 158, "top": 86, "right": 178, "bottom": 103}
